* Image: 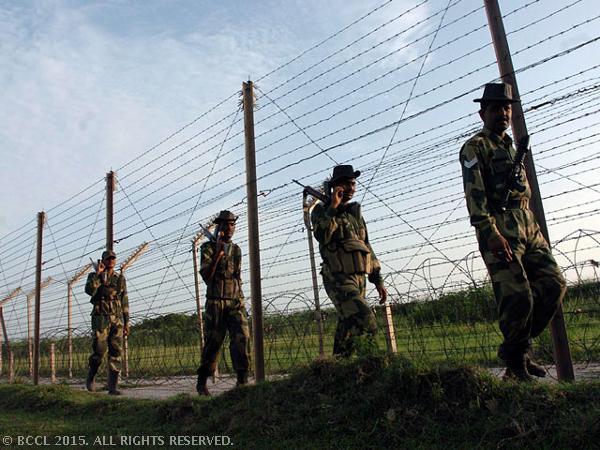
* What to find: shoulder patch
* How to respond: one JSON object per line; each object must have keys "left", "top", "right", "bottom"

{"left": 463, "top": 157, "right": 478, "bottom": 169}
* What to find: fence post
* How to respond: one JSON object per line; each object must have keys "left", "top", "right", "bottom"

{"left": 33, "top": 211, "right": 45, "bottom": 385}
{"left": 27, "top": 295, "right": 33, "bottom": 378}
{"left": 242, "top": 80, "right": 265, "bottom": 382}
{"left": 9, "top": 351, "right": 14, "bottom": 383}
{"left": 106, "top": 171, "right": 115, "bottom": 251}
{"left": 382, "top": 303, "right": 397, "bottom": 354}
{"left": 302, "top": 194, "right": 325, "bottom": 356}
{"left": 50, "top": 342, "right": 56, "bottom": 383}
{"left": 484, "top": 0, "right": 574, "bottom": 382}
{"left": 0, "top": 289, "right": 20, "bottom": 379}
{"left": 27, "top": 277, "right": 52, "bottom": 380}
{"left": 67, "top": 283, "right": 73, "bottom": 378}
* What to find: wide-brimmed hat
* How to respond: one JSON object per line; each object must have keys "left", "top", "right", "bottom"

{"left": 473, "top": 83, "right": 520, "bottom": 103}
{"left": 330, "top": 165, "right": 361, "bottom": 185}
{"left": 101, "top": 250, "right": 116, "bottom": 260}
{"left": 213, "top": 210, "right": 238, "bottom": 224}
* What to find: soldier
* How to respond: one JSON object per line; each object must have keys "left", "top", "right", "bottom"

{"left": 196, "top": 210, "right": 250, "bottom": 396}
{"left": 311, "top": 165, "right": 387, "bottom": 357}
{"left": 460, "top": 83, "right": 566, "bottom": 381}
{"left": 85, "top": 250, "right": 129, "bottom": 394}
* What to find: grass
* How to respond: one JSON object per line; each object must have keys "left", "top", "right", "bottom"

{"left": 0, "top": 355, "right": 599, "bottom": 449}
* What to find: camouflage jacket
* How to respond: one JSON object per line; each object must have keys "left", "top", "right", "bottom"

{"left": 459, "top": 127, "right": 531, "bottom": 242}
{"left": 311, "top": 201, "right": 383, "bottom": 285}
{"left": 85, "top": 271, "right": 129, "bottom": 324}
{"left": 200, "top": 241, "right": 243, "bottom": 300}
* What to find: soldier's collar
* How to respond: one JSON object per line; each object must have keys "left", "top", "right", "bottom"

{"left": 482, "top": 127, "right": 513, "bottom": 146}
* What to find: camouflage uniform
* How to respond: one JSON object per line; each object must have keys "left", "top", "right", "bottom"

{"left": 85, "top": 271, "right": 129, "bottom": 373}
{"left": 311, "top": 201, "right": 383, "bottom": 356}
{"left": 460, "top": 127, "right": 566, "bottom": 358}
{"left": 196, "top": 241, "right": 250, "bottom": 380}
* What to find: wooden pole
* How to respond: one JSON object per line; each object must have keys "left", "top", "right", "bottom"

{"left": 50, "top": 342, "right": 56, "bottom": 383}
{"left": 33, "top": 211, "right": 45, "bottom": 385}
{"left": 382, "top": 303, "right": 397, "bottom": 354}
{"left": 0, "top": 308, "right": 11, "bottom": 362}
{"left": 106, "top": 171, "right": 115, "bottom": 251}
{"left": 302, "top": 196, "right": 324, "bottom": 356}
{"left": 0, "top": 289, "right": 20, "bottom": 374}
{"left": 27, "top": 295, "right": 33, "bottom": 377}
{"left": 192, "top": 235, "right": 205, "bottom": 354}
{"left": 8, "top": 351, "right": 14, "bottom": 383}
{"left": 0, "top": 309, "right": 5, "bottom": 374}
{"left": 123, "top": 336, "right": 129, "bottom": 378}
{"left": 67, "top": 283, "right": 73, "bottom": 378}
{"left": 484, "top": 0, "right": 574, "bottom": 381}
{"left": 242, "top": 80, "right": 265, "bottom": 382}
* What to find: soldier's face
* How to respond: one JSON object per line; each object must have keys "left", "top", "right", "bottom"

{"left": 337, "top": 178, "right": 356, "bottom": 203}
{"left": 103, "top": 256, "right": 117, "bottom": 270}
{"left": 220, "top": 221, "right": 236, "bottom": 240}
{"left": 479, "top": 101, "right": 512, "bottom": 135}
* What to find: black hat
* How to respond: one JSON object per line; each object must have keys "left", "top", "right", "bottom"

{"left": 330, "top": 165, "right": 361, "bottom": 185}
{"left": 213, "top": 210, "right": 238, "bottom": 224}
{"left": 101, "top": 250, "right": 116, "bottom": 260}
{"left": 473, "top": 83, "right": 520, "bottom": 103}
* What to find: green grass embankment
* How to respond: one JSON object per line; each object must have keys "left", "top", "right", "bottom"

{"left": 0, "top": 355, "right": 599, "bottom": 449}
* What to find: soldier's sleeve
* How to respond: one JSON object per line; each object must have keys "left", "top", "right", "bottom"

{"left": 310, "top": 203, "right": 340, "bottom": 245}
{"left": 199, "top": 242, "right": 215, "bottom": 283}
{"left": 236, "top": 245, "right": 245, "bottom": 300}
{"left": 120, "top": 275, "right": 129, "bottom": 325}
{"left": 84, "top": 273, "right": 101, "bottom": 300}
{"left": 363, "top": 216, "right": 384, "bottom": 287}
{"left": 460, "top": 140, "right": 502, "bottom": 242}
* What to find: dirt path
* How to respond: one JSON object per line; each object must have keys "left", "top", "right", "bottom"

{"left": 5, "top": 363, "right": 599, "bottom": 400}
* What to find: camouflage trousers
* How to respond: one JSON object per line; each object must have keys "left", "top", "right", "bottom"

{"left": 197, "top": 298, "right": 250, "bottom": 377}
{"left": 322, "top": 268, "right": 377, "bottom": 356}
{"left": 478, "top": 208, "right": 566, "bottom": 356}
{"left": 89, "top": 314, "right": 123, "bottom": 373}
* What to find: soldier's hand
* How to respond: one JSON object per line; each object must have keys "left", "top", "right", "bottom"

{"left": 487, "top": 235, "right": 513, "bottom": 262}
{"left": 376, "top": 284, "right": 387, "bottom": 305}
{"left": 123, "top": 323, "right": 130, "bottom": 337}
{"left": 97, "top": 260, "right": 105, "bottom": 274}
{"left": 331, "top": 186, "right": 344, "bottom": 209}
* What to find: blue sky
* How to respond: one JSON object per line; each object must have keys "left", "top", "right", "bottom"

{"left": 1, "top": 0, "right": 600, "bottom": 337}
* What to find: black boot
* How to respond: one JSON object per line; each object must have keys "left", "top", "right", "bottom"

{"left": 526, "top": 355, "right": 547, "bottom": 378}
{"left": 503, "top": 353, "right": 534, "bottom": 382}
{"left": 236, "top": 370, "right": 248, "bottom": 386}
{"left": 196, "top": 370, "right": 211, "bottom": 396}
{"left": 107, "top": 370, "right": 122, "bottom": 395}
{"left": 86, "top": 365, "right": 98, "bottom": 392}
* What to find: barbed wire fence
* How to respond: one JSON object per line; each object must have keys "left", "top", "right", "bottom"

{"left": 0, "top": 0, "right": 599, "bottom": 387}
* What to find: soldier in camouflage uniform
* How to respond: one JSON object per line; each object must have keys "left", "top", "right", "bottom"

{"left": 196, "top": 210, "right": 250, "bottom": 396}
{"left": 460, "top": 83, "right": 566, "bottom": 381}
{"left": 85, "top": 250, "right": 129, "bottom": 394}
{"left": 311, "top": 165, "right": 387, "bottom": 357}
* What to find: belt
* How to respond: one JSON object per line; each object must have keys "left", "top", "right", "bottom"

{"left": 504, "top": 198, "right": 529, "bottom": 210}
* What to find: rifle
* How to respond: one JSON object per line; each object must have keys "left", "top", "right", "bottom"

{"left": 499, "top": 134, "right": 530, "bottom": 212}
{"left": 292, "top": 179, "right": 330, "bottom": 204}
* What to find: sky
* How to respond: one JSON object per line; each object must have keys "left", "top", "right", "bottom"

{"left": 1, "top": 0, "right": 600, "bottom": 339}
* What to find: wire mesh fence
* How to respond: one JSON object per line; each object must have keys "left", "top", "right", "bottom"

{"left": 1, "top": 0, "right": 600, "bottom": 385}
